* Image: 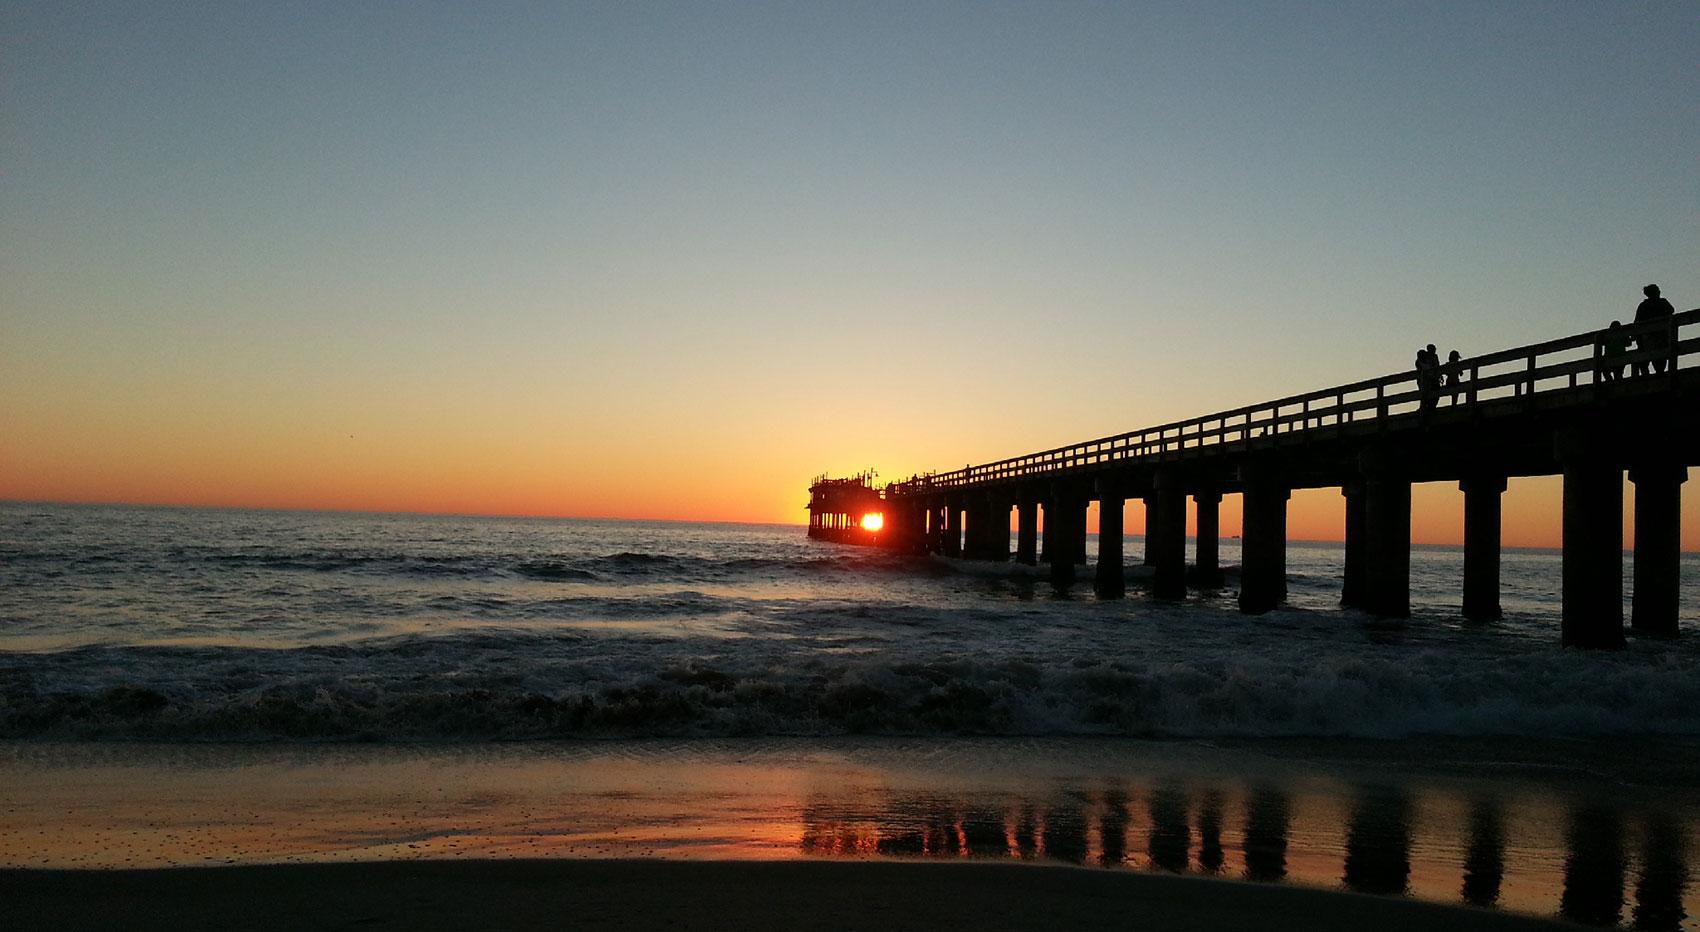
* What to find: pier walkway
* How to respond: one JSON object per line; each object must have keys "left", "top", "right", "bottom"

{"left": 808, "top": 310, "right": 1700, "bottom": 647}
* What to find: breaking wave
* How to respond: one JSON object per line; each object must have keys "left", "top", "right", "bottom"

{"left": 5, "top": 636, "right": 1699, "bottom": 741}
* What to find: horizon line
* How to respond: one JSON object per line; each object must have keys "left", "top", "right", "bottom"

{"left": 0, "top": 497, "right": 806, "bottom": 529}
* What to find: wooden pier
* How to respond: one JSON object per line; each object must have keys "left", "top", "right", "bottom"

{"left": 810, "top": 311, "right": 1700, "bottom": 647}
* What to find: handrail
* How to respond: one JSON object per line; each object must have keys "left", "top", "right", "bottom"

{"left": 885, "top": 309, "right": 1699, "bottom": 496}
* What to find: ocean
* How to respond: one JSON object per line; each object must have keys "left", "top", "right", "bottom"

{"left": 4, "top": 502, "right": 1699, "bottom": 928}
{"left": 3, "top": 502, "right": 1698, "bottom": 742}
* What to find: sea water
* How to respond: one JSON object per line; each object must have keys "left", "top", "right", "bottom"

{"left": 3, "top": 501, "right": 1698, "bottom": 741}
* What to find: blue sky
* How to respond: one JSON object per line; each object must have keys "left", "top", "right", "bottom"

{"left": 3, "top": 2, "right": 1696, "bottom": 521}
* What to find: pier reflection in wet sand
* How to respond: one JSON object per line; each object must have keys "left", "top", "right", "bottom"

{"left": 1462, "top": 796, "right": 1505, "bottom": 908}
{"left": 797, "top": 778, "right": 1697, "bottom": 929}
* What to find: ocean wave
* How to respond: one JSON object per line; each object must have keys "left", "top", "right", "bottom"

{"left": 5, "top": 640, "right": 1699, "bottom": 742}
{"left": 101, "top": 547, "right": 901, "bottom": 584}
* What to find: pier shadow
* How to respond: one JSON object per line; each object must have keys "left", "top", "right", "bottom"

{"left": 1342, "top": 785, "right": 1413, "bottom": 896}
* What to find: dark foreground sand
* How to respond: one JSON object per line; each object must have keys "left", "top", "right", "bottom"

{"left": 3, "top": 859, "right": 1585, "bottom": 932}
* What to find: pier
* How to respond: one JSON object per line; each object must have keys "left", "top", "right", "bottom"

{"left": 808, "top": 311, "right": 1700, "bottom": 646}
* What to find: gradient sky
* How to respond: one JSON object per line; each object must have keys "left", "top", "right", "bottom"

{"left": 3, "top": 2, "right": 1696, "bottom": 544}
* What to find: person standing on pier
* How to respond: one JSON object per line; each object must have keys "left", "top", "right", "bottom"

{"left": 1444, "top": 350, "right": 1464, "bottom": 404}
{"left": 1415, "top": 345, "right": 1440, "bottom": 416}
{"left": 1633, "top": 284, "right": 1676, "bottom": 376}
{"left": 1598, "top": 322, "right": 1629, "bottom": 383}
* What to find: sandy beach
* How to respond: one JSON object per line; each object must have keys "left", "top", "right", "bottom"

{"left": 3, "top": 859, "right": 1590, "bottom": 932}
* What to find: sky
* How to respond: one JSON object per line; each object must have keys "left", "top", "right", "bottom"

{"left": 2, "top": 2, "right": 1697, "bottom": 545}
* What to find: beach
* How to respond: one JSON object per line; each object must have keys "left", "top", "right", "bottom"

{"left": 6, "top": 859, "right": 1588, "bottom": 932}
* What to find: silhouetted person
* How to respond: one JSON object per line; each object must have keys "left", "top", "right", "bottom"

{"left": 1243, "top": 786, "right": 1290, "bottom": 882}
{"left": 1599, "top": 322, "right": 1630, "bottom": 383}
{"left": 1634, "top": 284, "right": 1676, "bottom": 376}
{"left": 1147, "top": 784, "right": 1191, "bottom": 873}
{"left": 1343, "top": 785, "right": 1413, "bottom": 896}
{"left": 1561, "top": 801, "right": 1626, "bottom": 926}
{"left": 1444, "top": 349, "right": 1464, "bottom": 403}
{"left": 1416, "top": 344, "right": 1440, "bottom": 416}
{"left": 1634, "top": 813, "right": 1688, "bottom": 932}
{"left": 1461, "top": 796, "right": 1506, "bottom": 907}
{"left": 1196, "top": 789, "right": 1225, "bottom": 874}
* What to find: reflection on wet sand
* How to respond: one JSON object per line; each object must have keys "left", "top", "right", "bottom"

{"left": 1147, "top": 784, "right": 1190, "bottom": 873}
{"left": 1196, "top": 789, "right": 1225, "bottom": 875}
{"left": 1462, "top": 796, "right": 1505, "bottom": 907}
{"left": 797, "top": 779, "right": 1695, "bottom": 929}
{"left": 1242, "top": 785, "right": 1289, "bottom": 883}
{"left": 1099, "top": 788, "right": 1130, "bottom": 866}
{"left": 1042, "top": 792, "right": 1089, "bottom": 865}
{"left": 1636, "top": 813, "right": 1689, "bottom": 932}
{"left": 1561, "top": 802, "right": 1626, "bottom": 926}
{"left": 1343, "top": 785, "right": 1412, "bottom": 895}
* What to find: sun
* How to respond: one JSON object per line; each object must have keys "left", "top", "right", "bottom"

{"left": 860, "top": 512, "right": 884, "bottom": 532}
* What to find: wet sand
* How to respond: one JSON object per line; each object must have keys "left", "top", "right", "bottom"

{"left": 3, "top": 859, "right": 1586, "bottom": 932}
{"left": 3, "top": 737, "right": 1694, "bottom": 928}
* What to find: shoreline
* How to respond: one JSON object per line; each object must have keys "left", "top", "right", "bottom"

{"left": 2, "top": 859, "right": 1586, "bottom": 931}
{"left": 3, "top": 735, "right": 1692, "bottom": 926}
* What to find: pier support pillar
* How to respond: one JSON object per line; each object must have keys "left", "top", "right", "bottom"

{"left": 910, "top": 502, "right": 929, "bottom": 555}
{"left": 983, "top": 493, "right": 1010, "bottom": 562}
{"left": 1095, "top": 479, "right": 1125, "bottom": 599}
{"left": 1461, "top": 475, "right": 1506, "bottom": 622}
{"left": 1074, "top": 499, "right": 1089, "bottom": 566}
{"left": 1630, "top": 464, "right": 1686, "bottom": 638}
{"left": 1192, "top": 487, "right": 1224, "bottom": 589}
{"left": 1340, "top": 481, "right": 1367, "bottom": 609}
{"left": 1150, "top": 471, "right": 1187, "bottom": 601}
{"left": 1360, "top": 448, "right": 1411, "bottom": 619}
{"left": 1238, "top": 465, "right": 1289, "bottom": 615}
{"left": 943, "top": 498, "right": 964, "bottom": 559}
{"left": 1141, "top": 493, "right": 1158, "bottom": 565}
{"left": 963, "top": 497, "right": 989, "bottom": 560}
{"left": 1047, "top": 486, "right": 1086, "bottom": 588}
{"left": 1016, "top": 496, "right": 1039, "bottom": 566}
{"left": 1558, "top": 429, "right": 1624, "bottom": 649}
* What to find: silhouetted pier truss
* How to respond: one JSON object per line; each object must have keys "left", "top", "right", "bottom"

{"left": 807, "top": 310, "right": 1700, "bottom": 647}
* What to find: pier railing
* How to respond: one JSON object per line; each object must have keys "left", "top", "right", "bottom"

{"left": 887, "top": 309, "right": 1700, "bottom": 496}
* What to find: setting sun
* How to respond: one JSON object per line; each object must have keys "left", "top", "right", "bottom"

{"left": 860, "top": 513, "right": 884, "bottom": 532}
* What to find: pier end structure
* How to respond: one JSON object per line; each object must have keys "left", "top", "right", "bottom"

{"left": 806, "top": 473, "right": 886, "bottom": 545}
